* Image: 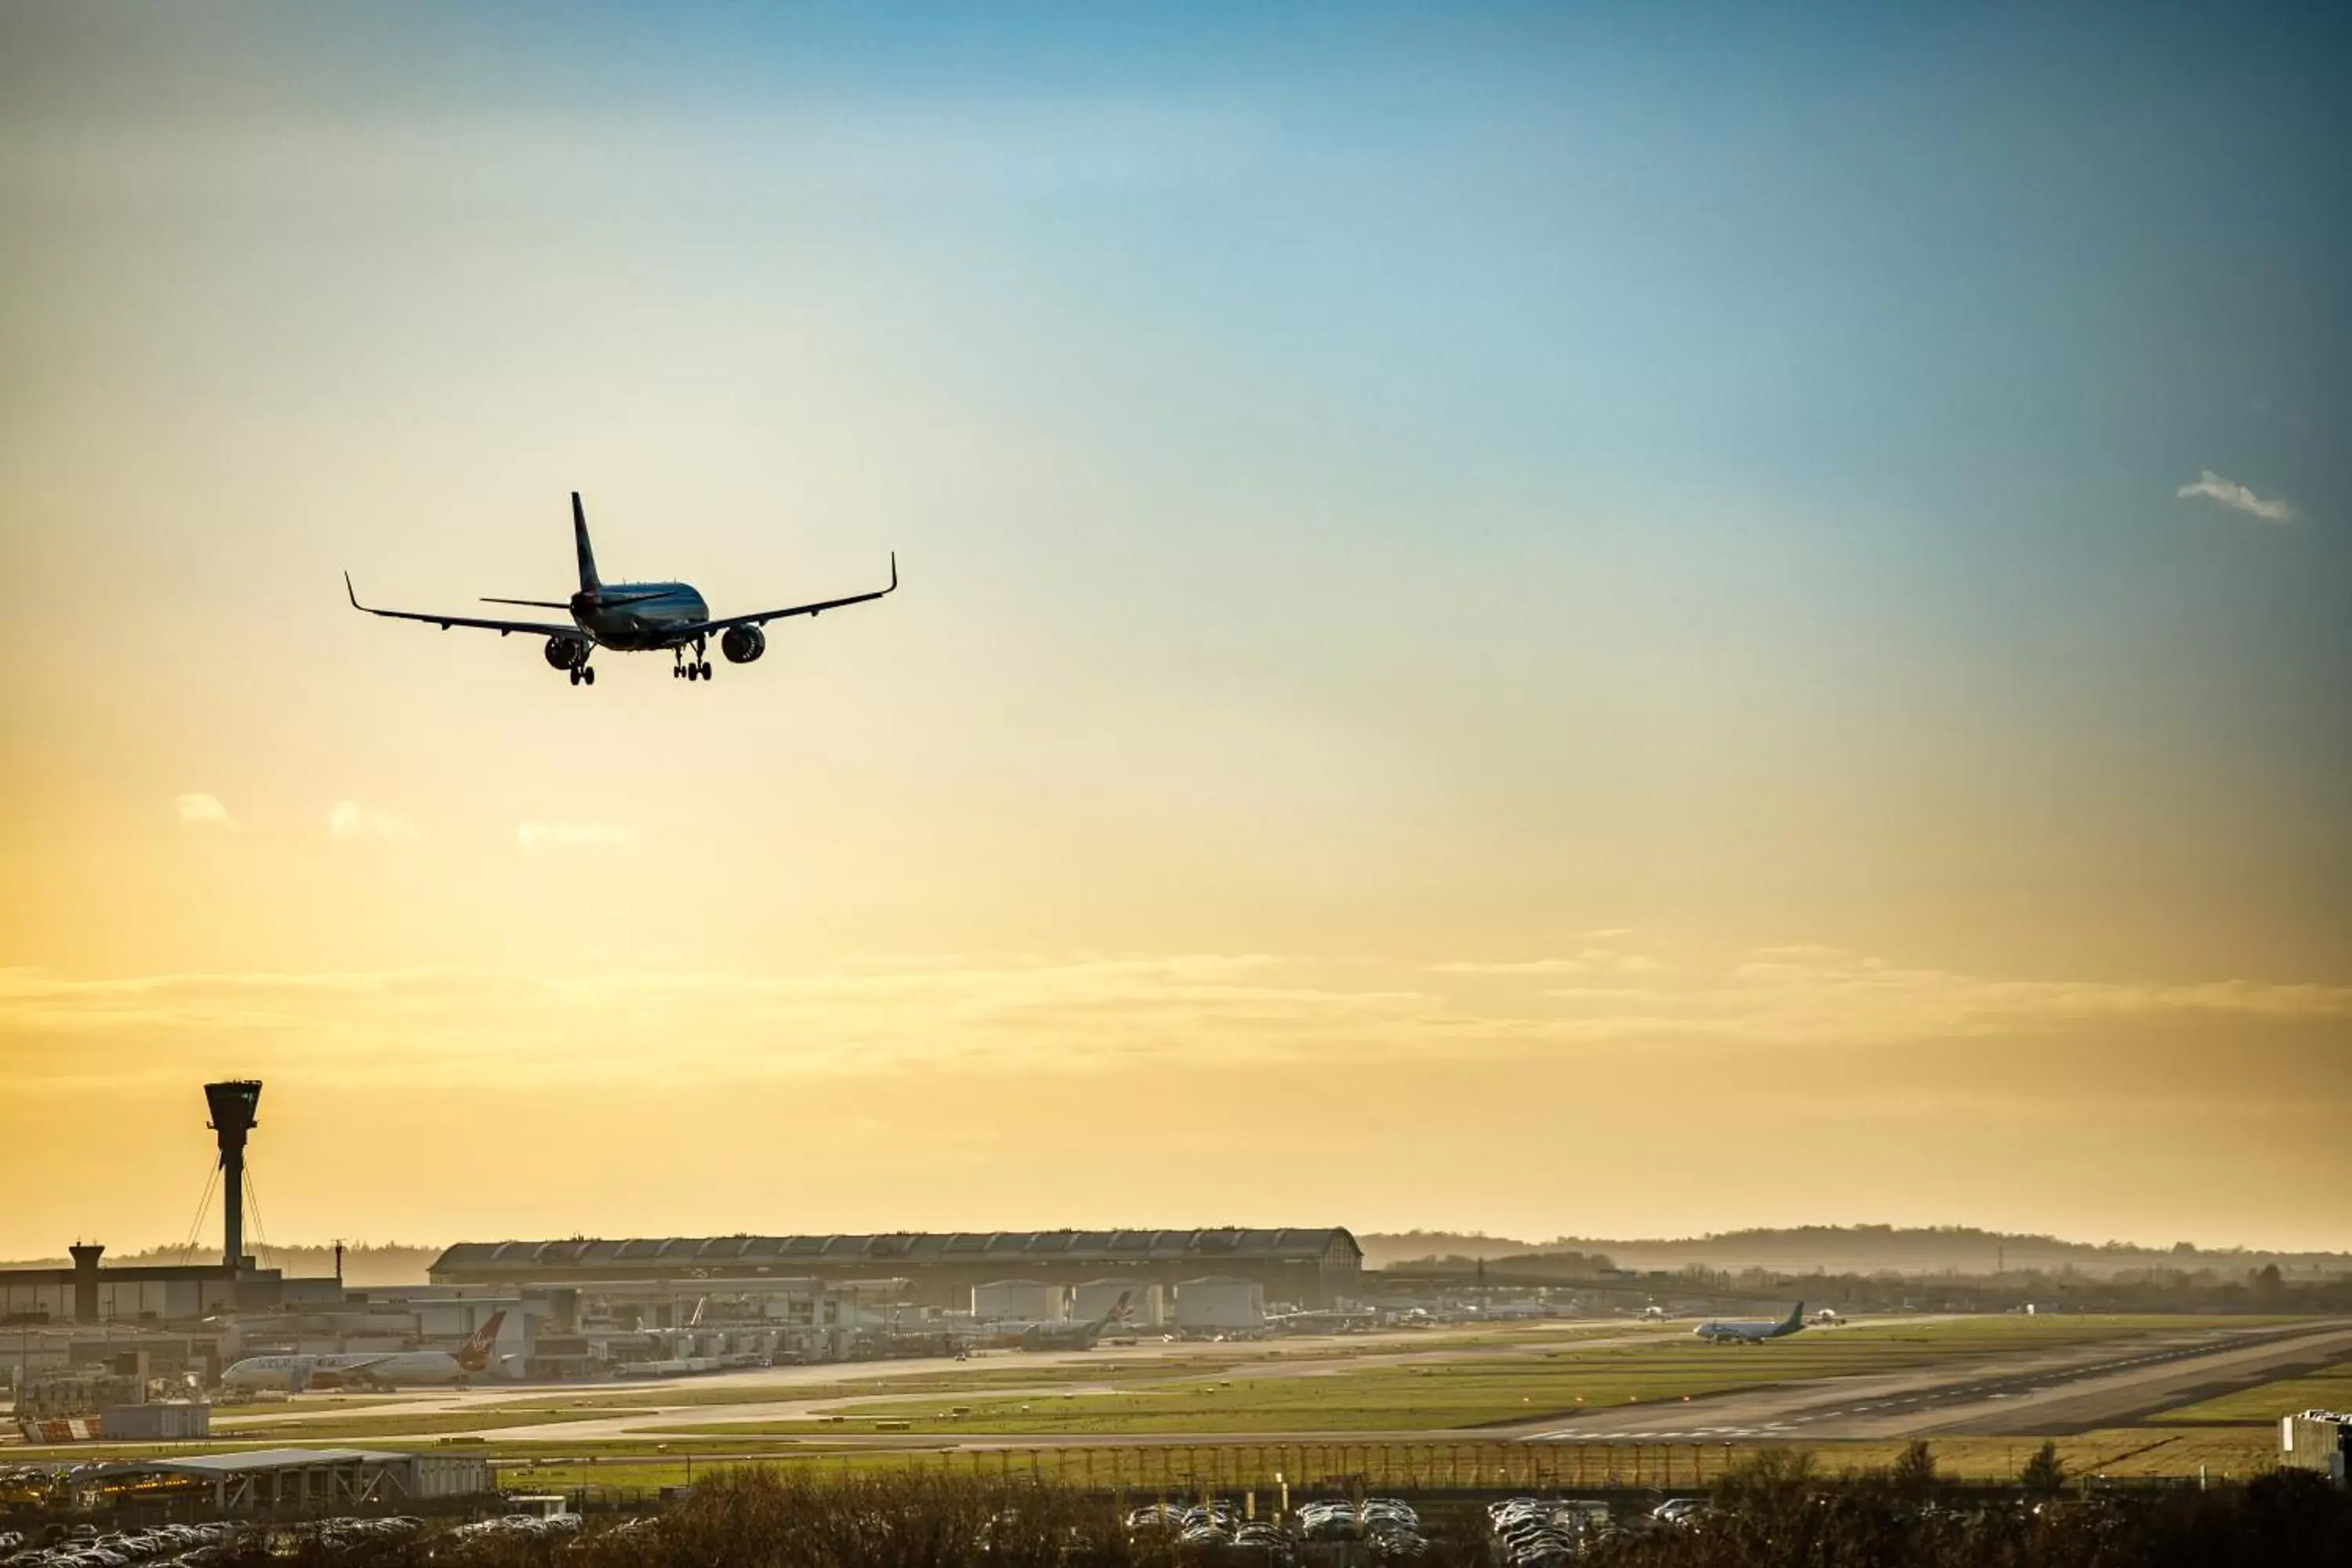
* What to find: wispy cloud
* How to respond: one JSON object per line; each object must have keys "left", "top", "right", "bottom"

{"left": 2176, "top": 470, "right": 2299, "bottom": 524}
{"left": 516, "top": 823, "right": 633, "bottom": 852}
{"left": 328, "top": 801, "right": 420, "bottom": 841}
{"left": 1428, "top": 956, "right": 1594, "bottom": 975}
{"left": 2, "top": 949, "right": 2345, "bottom": 1094}
{"left": 1431, "top": 947, "right": 1663, "bottom": 977}
{"left": 174, "top": 793, "right": 240, "bottom": 832}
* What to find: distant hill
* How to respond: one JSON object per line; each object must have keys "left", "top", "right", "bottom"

{"left": 0, "top": 1242, "right": 439, "bottom": 1287}
{"left": 1358, "top": 1231, "right": 1572, "bottom": 1268}
{"left": 1360, "top": 1225, "right": 2352, "bottom": 1280}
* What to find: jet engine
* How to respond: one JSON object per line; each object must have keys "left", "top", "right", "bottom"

{"left": 720, "top": 625, "right": 767, "bottom": 664}
{"left": 543, "top": 635, "right": 585, "bottom": 670}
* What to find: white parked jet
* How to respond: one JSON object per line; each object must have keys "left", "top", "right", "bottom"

{"left": 1693, "top": 1301, "right": 1806, "bottom": 1345}
{"left": 223, "top": 1312, "right": 506, "bottom": 1392}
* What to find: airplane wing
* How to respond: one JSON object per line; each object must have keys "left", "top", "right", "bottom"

{"left": 346, "top": 575, "right": 579, "bottom": 638}
{"left": 666, "top": 554, "right": 898, "bottom": 639}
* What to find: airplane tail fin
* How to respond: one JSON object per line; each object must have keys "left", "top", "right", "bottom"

{"left": 1785, "top": 1301, "right": 1806, "bottom": 1330}
{"left": 458, "top": 1309, "right": 507, "bottom": 1369}
{"left": 572, "top": 492, "right": 601, "bottom": 593}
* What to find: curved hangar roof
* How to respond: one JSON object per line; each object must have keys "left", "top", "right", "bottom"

{"left": 432, "top": 1229, "right": 1359, "bottom": 1279}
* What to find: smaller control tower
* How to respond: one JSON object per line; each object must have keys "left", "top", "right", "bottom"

{"left": 203, "top": 1080, "right": 263, "bottom": 1274}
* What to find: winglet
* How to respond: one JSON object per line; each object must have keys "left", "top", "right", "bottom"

{"left": 344, "top": 572, "right": 365, "bottom": 611}
{"left": 889, "top": 550, "right": 898, "bottom": 591}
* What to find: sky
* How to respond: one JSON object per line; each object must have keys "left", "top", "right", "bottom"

{"left": 2, "top": 2, "right": 2347, "bottom": 1259}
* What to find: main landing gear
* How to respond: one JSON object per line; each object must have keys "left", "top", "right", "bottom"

{"left": 568, "top": 663, "right": 596, "bottom": 687}
{"left": 673, "top": 644, "right": 713, "bottom": 681}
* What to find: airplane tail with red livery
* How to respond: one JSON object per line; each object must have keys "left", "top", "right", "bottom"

{"left": 456, "top": 1310, "right": 508, "bottom": 1372}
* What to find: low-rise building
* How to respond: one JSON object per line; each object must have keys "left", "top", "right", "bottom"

{"left": 100, "top": 1402, "right": 212, "bottom": 1441}
{"left": 2281, "top": 1409, "right": 2350, "bottom": 1488}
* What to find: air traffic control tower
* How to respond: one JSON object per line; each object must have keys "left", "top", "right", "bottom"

{"left": 203, "top": 1079, "right": 263, "bottom": 1275}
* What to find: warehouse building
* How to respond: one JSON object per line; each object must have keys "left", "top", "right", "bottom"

{"left": 972, "top": 1280, "right": 1065, "bottom": 1323}
{"left": 431, "top": 1228, "right": 1363, "bottom": 1308}
{"left": 1173, "top": 1276, "right": 1266, "bottom": 1333}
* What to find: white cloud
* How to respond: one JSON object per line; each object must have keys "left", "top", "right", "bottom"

{"left": 174, "top": 793, "right": 241, "bottom": 832}
{"left": 1431, "top": 947, "right": 1662, "bottom": 977}
{"left": 328, "top": 801, "right": 420, "bottom": 841}
{"left": 517, "top": 822, "right": 633, "bottom": 852}
{"left": 2176, "top": 470, "right": 2299, "bottom": 524}
{"left": 3, "top": 949, "right": 2344, "bottom": 1095}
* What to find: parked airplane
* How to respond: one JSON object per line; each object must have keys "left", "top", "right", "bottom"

{"left": 1018, "top": 1291, "right": 1134, "bottom": 1352}
{"left": 1693, "top": 1301, "right": 1806, "bottom": 1345}
{"left": 971, "top": 1292, "right": 1135, "bottom": 1353}
{"left": 346, "top": 493, "right": 896, "bottom": 686}
{"left": 222, "top": 1312, "right": 507, "bottom": 1392}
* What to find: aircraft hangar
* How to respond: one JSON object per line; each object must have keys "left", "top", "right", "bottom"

{"left": 429, "top": 1229, "right": 1364, "bottom": 1310}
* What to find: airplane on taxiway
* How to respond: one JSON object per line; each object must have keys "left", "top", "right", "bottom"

{"left": 1693, "top": 1301, "right": 1807, "bottom": 1344}
{"left": 223, "top": 1311, "right": 508, "bottom": 1392}
{"left": 346, "top": 493, "right": 896, "bottom": 687}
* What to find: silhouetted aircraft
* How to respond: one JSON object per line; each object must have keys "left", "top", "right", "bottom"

{"left": 347, "top": 493, "right": 895, "bottom": 687}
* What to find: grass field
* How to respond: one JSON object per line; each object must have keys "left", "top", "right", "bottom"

{"left": 499, "top": 1324, "right": 1637, "bottom": 1411}
{"left": 204, "top": 1406, "right": 623, "bottom": 1441}
{"left": 2149, "top": 1356, "right": 2352, "bottom": 1425}
{"left": 212, "top": 1396, "right": 411, "bottom": 1417}
{"left": 655, "top": 1316, "right": 2255, "bottom": 1437}
{"left": 8, "top": 1316, "right": 2316, "bottom": 1491}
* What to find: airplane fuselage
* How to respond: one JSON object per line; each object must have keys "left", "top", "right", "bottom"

{"left": 221, "top": 1349, "right": 473, "bottom": 1391}
{"left": 1695, "top": 1320, "right": 1804, "bottom": 1343}
{"left": 573, "top": 582, "right": 711, "bottom": 651}
{"left": 1694, "top": 1303, "right": 1806, "bottom": 1343}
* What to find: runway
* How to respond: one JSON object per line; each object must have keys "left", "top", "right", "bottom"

{"left": 167, "top": 1315, "right": 2352, "bottom": 1457}
{"left": 1520, "top": 1318, "right": 2352, "bottom": 1443}
{"left": 209, "top": 1322, "right": 1679, "bottom": 1444}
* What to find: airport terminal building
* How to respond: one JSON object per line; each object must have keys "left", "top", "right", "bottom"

{"left": 430, "top": 1229, "right": 1364, "bottom": 1309}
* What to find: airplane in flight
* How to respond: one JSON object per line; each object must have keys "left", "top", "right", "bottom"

{"left": 346, "top": 493, "right": 896, "bottom": 687}
{"left": 1693, "top": 1301, "right": 1807, "bottom": 1345}
{"left": 222, "top": 1311, "right": 507, "bottom": 1392}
